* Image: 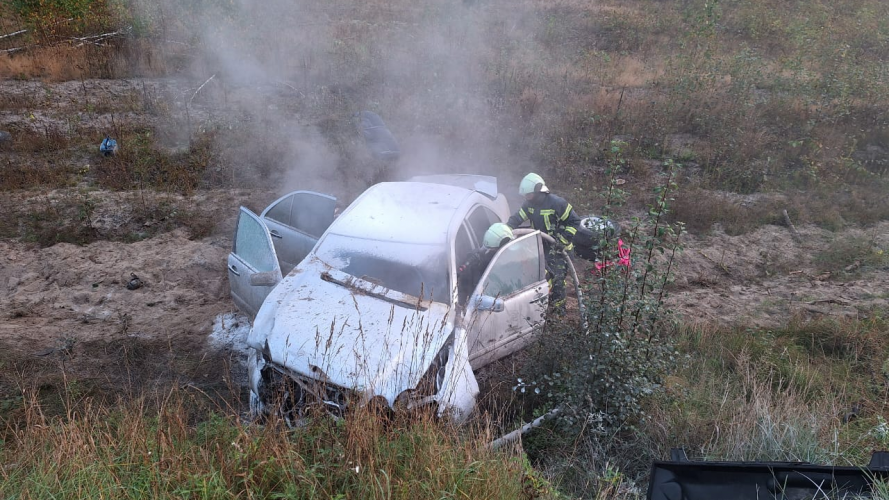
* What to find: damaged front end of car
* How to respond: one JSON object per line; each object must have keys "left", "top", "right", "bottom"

{"left": 248, "top": 344, "right": 356, "bottom": 425}
{"left": 247, "top": 327, "right": 480, "bottom": 425}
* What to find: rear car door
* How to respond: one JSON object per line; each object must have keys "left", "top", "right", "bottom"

{"left": 228, "top": 208, "right": 283, "bottom": 318}
{"left": 464, "top": 232, "right": 548, "bottom": 369}
{"left": 260, "top": 191, "right": 337, "bottom": 274}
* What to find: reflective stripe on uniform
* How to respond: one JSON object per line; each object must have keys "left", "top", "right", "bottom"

{"left": 561, "top": 203, "right": 573, "bottom": 221}
{"left": 539, "top": 209, "right": 556, "bottom": 231}
{"left": 518, "top": 208, "right": 528, "bottom": 220}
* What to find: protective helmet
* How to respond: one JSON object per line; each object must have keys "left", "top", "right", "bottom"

{"left": 519, "top": 172, "right": 549, "bottom": 196}
{"left": 483, "top": 223, "right": 514, "bottom": 249}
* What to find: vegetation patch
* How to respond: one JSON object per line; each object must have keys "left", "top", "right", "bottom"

{"left": 0, "top": 386, "right": 550, "bottom": 500}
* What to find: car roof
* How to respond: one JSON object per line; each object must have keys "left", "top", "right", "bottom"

{"left": 407, "top": 174, "right": 498, "bottom": 199}
{"left": 328, "top": 181, "right": 474, "bottom": 245}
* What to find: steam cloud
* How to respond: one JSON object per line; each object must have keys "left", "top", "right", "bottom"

{"left": 156, "top": 0, "right": 546, "bottom": 203}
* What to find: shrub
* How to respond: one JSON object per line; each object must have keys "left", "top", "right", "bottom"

{"left": 814, "top": 235, "right": 888, "bottom": 274}
{"left": 523, "top": 161, "right": 682, "bottom": 436}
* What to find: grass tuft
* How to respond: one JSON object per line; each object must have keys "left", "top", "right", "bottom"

{"left": 0, "top": 384, "right": 549, "bottom": 499}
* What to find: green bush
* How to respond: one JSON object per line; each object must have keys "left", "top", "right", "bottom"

{"left": 523, "top": 161, "right": 682, "bottom": 435}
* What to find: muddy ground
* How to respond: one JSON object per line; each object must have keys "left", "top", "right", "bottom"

{"left": 1, "top": 79, "right": 887, "bottom": 406}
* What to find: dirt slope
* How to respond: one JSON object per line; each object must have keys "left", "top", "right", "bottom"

{"left": 668, "top": 222, "right": 889, "bottom": 328}
{"left": 0, "top": 228, "right": 238, "bottom": 396}
{"left": 1, "top": 203, "right": 886, "bottom": 398}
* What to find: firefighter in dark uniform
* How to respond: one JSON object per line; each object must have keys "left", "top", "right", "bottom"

{"left": 456, "top": 223, "right": 515, "bottom": 304}
{"left": 506, "top": 173, "right": 581, "bottom": 313}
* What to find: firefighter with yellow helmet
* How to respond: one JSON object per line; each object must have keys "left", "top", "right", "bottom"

{"left": 507, "top": 173, "right": 581, "bottom": 312}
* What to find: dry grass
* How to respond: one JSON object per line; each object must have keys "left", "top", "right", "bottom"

{"left": 668, "top": 189, "right": 783, "bottom": 235}
{"left": 0, "top": 40, "right": 176, "bottom": 81}
{"left": 641, "top": 317, "right": 889, "bottom": 466}
{"left": 0, "top": 384, "right": 546, "bottom": 499}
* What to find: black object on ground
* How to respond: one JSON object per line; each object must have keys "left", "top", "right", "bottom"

{"left": 648, "top": 448, "right": 889, "bottom": 500}
{"left": 126, "top": 273, "right": 144, "bottom": 290}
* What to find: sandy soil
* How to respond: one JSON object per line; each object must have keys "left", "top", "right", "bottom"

{"left": 0, "top": 227, "right": 242, "bottom": 397}
{"left": 667, "top": 221, "right": 889, "bottom": 328}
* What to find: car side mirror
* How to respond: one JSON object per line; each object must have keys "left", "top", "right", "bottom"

{"left": 473, "top": 294, "right": 505, "bottom": 312}
{"left": 250, "top": 271, "right": 279, "bottom": 287}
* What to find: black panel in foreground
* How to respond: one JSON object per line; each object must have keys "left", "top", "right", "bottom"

{"left": 648, "top": 449, "right": 889, "bottom": 500}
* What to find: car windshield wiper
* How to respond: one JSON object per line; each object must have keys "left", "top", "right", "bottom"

{"left": 320, "top": 270, "right": 430, "bottom": 311}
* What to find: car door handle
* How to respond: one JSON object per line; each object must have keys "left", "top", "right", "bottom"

{"left": 269, "top": 230, "right": 283, "bottom": 239}
{"left": 530, "top": 295, "right": 547, "bottom": 304}
{"left": 228, "top": 265, "right": 240, "bottom": 276}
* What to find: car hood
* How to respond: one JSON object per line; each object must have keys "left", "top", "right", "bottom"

{"left": 247, "top": 257, "right": 454, "bottom": 404}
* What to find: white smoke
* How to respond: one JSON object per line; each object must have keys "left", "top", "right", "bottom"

{"left": 148, "top": 0, "right": 548, "bottom": 201}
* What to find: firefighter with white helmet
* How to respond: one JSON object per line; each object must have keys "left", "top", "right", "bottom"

{"left": 456, "top": 223, "right": 515, "bottom": 303}
{"left": 507, "top": 173, "right": 581, "bottom": 313}
{"left": 482, "top": 222, "right": 514, "bottom": 249}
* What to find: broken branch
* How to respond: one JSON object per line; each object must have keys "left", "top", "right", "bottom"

{"left": 0, "top": 29, "right": 28, "bottom": 41}
{"left": 783, "top": 209, "right": 802, "bottom": 243}
{"left": 189, "top": 74, "right": 217, "bottom": 104}
{"left": 807, "top": 298, "right": 852, "bottom": 306}
{"left": 71, "top": 30, "right": 125, "bottom": 47}
{"left": 489, "top": 408, "right": 560, "bottom": 450}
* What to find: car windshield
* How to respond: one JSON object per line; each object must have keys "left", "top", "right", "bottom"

{"left": 315, "top": 234, "right": 451, "bottom": 304}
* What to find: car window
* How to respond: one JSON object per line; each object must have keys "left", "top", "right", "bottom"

{"left": 315, "top": 234, "right": 450, "bottom": 303}
{"left": 265, "top": 196, "right": 292, "bottom": 225}
{"left": 291, "top": 192, "right": 336, "bottom": 238}
{"left": 466, "top": 206, "right": 500, "bottom": 246}
{"left": 455, "top": 225, "right": 476, "bottom": 304}
{"left": 263, "top": 192, "right": 336, "bottom": 238}
{"left": 455, "top": 225, "right": 473, "bottom": 265}
{"left": 480, "top": 236, "right": 541, "bottom": 298}
{"left": 234, "top": 211, "right": 277, "bottom": 273}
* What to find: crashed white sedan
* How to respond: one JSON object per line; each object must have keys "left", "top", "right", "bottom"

{"left": 227, "top": 175, "right": 549, "bottom": 423}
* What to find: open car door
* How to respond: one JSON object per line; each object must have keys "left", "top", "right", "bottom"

{"left": 464, "top": 231, "right": 548, "bottom": 369}
{"left": 228, "top": 208, "right": 283, "bottom": 318}
{"left": 260, "top": 191, "right": 337, "bottom": 274}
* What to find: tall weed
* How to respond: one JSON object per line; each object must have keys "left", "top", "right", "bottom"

{"left": 0, "top": 385, "right": 547, "bottom": 499}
